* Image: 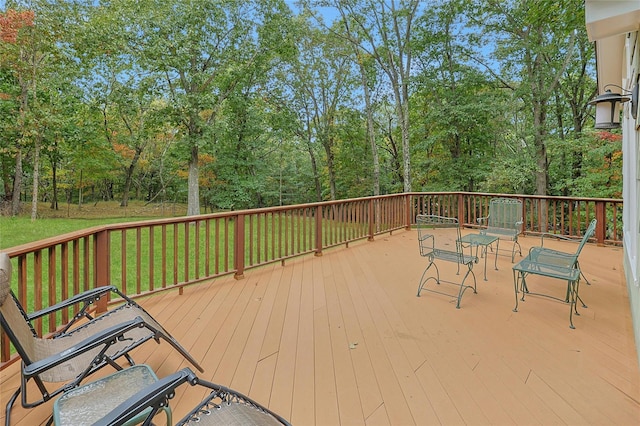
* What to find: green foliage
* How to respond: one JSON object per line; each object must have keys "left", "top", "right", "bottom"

{"left": 548, "top": 131, "right": 622, "bottom": 198}
{"left": 0, "top": 0, "right": 619, "bottom": 220}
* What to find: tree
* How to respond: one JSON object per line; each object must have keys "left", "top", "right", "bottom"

{"left": 304, "top": 5, "right": 383, "bottom": 197}
{"left": 550, "top": 27, "right": 597, "bottom": 196}
{"left": 0, "top": 8, "right": 34, "bottom": 216}
{"left": 92, "top": 0, "right": 295, "bottom": 216}
{"left": 313, "top": 0, "right": 419, "bottom": 193}
{"left": 467, "top": 0, "right": 586, "bottom": 229}
{"left": 287, "top": 23, "right": 357, "bottom": 201}
{"left": 470, "top": 0, "right": 581, "bottom": 195}
{"left": 411, "top": 0, "right": 508, "bottom": 192}
{"left": 1, "top": 2, "right": 82, "bottom": 219}
{"left": 0, "top": 64, "right": 20, "bottom": 205}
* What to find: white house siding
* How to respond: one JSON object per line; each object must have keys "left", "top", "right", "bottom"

{"left": 623, "top": 30, "right": 640, "bottom": 367}
{"left": 586, "top": 1, "right": 640, "bottom": 367}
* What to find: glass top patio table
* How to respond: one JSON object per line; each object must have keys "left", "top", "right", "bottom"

{"left": 458, "top": 233, "right": 499, "bottom": 281}
{"left": 53, "top": 364, "right": 171, "bottom": 426}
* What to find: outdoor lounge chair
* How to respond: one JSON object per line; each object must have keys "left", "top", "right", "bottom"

{"left": 94, "top": 367, "right": 292, "bottom": 426}
{"left": 0, "top": 252, "right": 204, "bottom": 425}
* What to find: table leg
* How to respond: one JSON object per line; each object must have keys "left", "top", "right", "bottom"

{"left": 478, "top": 244, "right": 487, "bottom": 281}
{"left": 512, "top": 269, "right": 519, "bottom": 312}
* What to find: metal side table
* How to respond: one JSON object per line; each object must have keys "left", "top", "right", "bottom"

{"left": 458, "top": 233, "right": 499, "bottom": 281}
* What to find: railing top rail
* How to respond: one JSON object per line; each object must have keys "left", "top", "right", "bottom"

{"left": 1, "top": 192, "right": 623, "bottom": 257}
{"left": 1, "top": 194, "right": 408, "bottom": 256}
{"left": 406, "top": 191, "right": 622, "bottom": 203}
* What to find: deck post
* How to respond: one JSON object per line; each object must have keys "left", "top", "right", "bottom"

{"left": 457, "top": 193, "right": 465, "bottom": 226}
{"left": 316, "top": 205, "right": 324, "bottom": 255}
{"left": 234, "top": 213, "right": 245, "bottom": 279}
{"left": 405, "top": 194, "right": 413, "bottom": 230}
{"left": 95, "top": 230, "right": 109, "bottom": 313}
{"left": 595, "top": 200, "right": 606, "bottom": 245}
{"left": 368, "top": 199, "right": 375, "bottom": 241}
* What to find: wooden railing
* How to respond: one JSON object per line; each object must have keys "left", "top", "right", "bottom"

{"left": 0, "top": 192, "right": 622, "bottom": 365}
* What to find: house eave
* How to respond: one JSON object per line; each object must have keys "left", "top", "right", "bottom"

{"left": 586, "top": 1, "right": 640, "bottom": 92}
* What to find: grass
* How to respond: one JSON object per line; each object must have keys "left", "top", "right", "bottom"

{"left": 0, "top": 201, "right": 188, "bottom": 250}
{"left": 0, "top": 200, "right": 191, "bottom": 341}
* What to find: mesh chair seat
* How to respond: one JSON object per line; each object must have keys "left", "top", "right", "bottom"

{"left": 180, "top": 393, "right": 285, "bottom": 425}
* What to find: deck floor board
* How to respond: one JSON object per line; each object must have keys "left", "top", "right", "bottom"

{"left": 1, "top": 229, "right": 639, "bottom": 425}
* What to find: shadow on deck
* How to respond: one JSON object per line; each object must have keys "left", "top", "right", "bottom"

{"left": 1, "top": 229, "right": 639, "bottom": 425}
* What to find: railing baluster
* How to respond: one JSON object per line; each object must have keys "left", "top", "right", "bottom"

{"left": 48, "top": 247, "right": 56, "bottom": 333}
{"left": 0, "top": 192, "right": 624, "bottom": 366}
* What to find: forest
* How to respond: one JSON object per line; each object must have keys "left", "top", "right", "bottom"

{"left": 0, "top": 0, "right": 622, "bottom": 220}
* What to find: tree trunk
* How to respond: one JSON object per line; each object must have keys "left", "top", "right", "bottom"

{"left": 11, "top": 148, "right": 23, "bottom": 216}
{"left": 120, "top": 147, "right": 142, "bottom": 208}
{"left": 306, "top": 138, "right": 322, "bottom": 202}
{"left": 400, "top": 90, "right": 411, "bottom": 193}
{"left": 533, "top": 100, "right": 549, "bottom": 231}
{"left": 360, "top": 62, "right": 380, "bottom": 196}
{"left": 50, "top": 154, "right": 58, "bottom": 210}
{"left": 390, "top": 76, "right": 412, "bottom": 193}
{"left": 187, "top": 144, "right": 200, "bottom": 216}
{"left": 324, "top": 135, "right": 337, "bottom": 201}
{"left": 30, "top": 135, "right": 40, "bottom": 221}
{"left": 78, "top": 169, "right": 83, "bottom": 209}
{"left": 2, "top": 157, "right": 13, "bottom": 201}
{"left": 341, "top": 16, "right": 380, "bottom": 197}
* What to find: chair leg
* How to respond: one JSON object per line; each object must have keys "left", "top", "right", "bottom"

{"left": 124, "top": 353, "right": 136, "bottom": 367}
{"left": 569, "top": 280, "right": 578, "bottom": 329}
{"left": 5, "top": 388, "right": 20, "bottom": 426}
{"left": 455, "top": 266, "right": 477, "bottom": 309}
{"left": 417, "top": 261, "right": 439, "bottom": 297}
{"left": 576, "top": 261, "right": 591, "bottom": 285}
{"left": 575, "top": 279, "right": 586, "bottom": 309}
{"left": 512, "top": 269, "right": 521, "bottom": 312}
{"left": 511, "top": 240, "right": 522, "bottom": 263}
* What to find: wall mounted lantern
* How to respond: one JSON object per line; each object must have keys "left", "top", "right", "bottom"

{"left": 588, "top": 83, "right": 638, "bottom": 129}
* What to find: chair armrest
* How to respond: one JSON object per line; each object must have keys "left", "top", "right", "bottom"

{"left": 23, "top": 316, "right": 146, "bottom": 377}
{"left": 418, "top": 234, "right": 436, "bottom": 256}
{"left": 94, "top": 368, "right": 197, "bottom": 426}
{"left": 539, "top": 232, "right": 577, "bottom": 247}
{"left": 27, "top": 286, "right": 117, "bottom": 321}
{"left": 477, "top": 215, "right": 489, "bottom": 225}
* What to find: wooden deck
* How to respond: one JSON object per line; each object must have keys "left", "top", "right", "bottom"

{"left": 2, "top": 228, "right": 639, "bottom": 425}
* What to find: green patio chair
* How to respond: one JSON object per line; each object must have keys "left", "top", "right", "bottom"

{"left": 512, "top": 219, "right": 597, "bottom": 328}
{"left": 477, "top": 197, "right": 524, "bottom": 262}
{"left": 416, "top": 215, "right": 478, "bottom": 308}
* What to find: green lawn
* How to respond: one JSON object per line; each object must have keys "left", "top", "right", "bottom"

{"left": 0, "top": 201, "right": 188, "bottom": 250}
{"left": 0, "top": 216, "right": 164, "bottom": 250}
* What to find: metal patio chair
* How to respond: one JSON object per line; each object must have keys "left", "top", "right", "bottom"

{"left": 512, "top": 219, "right": 597, "bottom": 328}
{"left": 0, "top": 252, "right": 204, "bottom": 425}
{"left": 477, "top": 197, "right": 524, "bottom": 262}
{"left": 94, "top": 367, "right": 292, "bottom": 426}
{"left": 416, "top": 215, "right": 478, "bottom": 308}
